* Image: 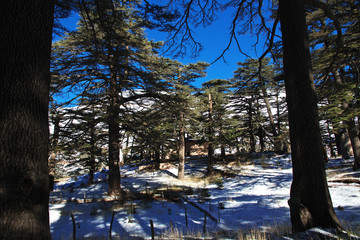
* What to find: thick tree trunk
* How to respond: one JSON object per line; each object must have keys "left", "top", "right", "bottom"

{"left": 0, "top": 1, "right": 54, "bottom": 239}
{"left": 108, "top": 83, "right": 122, "bottom": 196}
{"left": 279, "top": 0, "right": 342, "bottom": 232}
{"left": 178, "top": 112, "right": 186, "bottom": 180}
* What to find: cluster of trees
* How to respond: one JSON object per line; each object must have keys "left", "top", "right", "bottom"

{"left": 1, "top": 0, "right": 359, "bottom": 238}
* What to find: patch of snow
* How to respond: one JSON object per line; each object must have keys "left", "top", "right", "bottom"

{"left": 49, "top": 155, "right": 360, "bottom": 239}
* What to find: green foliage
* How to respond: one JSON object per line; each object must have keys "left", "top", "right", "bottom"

{"left": 232, "top": 58, "right": 287, "bottom": 152}
{"left": 308, "top": 0, "right": 360, "bottom": 135}
{"left": 51, "top": 0, "right": 185, "bottom": 168}
{"left": 197, "top": 79, "right": 239, "bottom": 153}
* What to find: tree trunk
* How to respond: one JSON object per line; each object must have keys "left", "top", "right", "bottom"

{"left": 279, "top": 0, "right": 342, "bottom": 232}
{"left": 340, "top": 129, "right": 352, "bottom": 159}
{"left": 334, "top": 133, "right": 343, "bottom": 157}
{"left": 326, "top": 120, "right": 336, "bottom": 157}
{"left": 0, "top": 1, "right": 54, "bottom": 239}
{"left": 107, "top": 82, "right": 121, "bottom": 196}
{"left": 333, "top": 70, "right": 360, "bottom": 167}
{"left": 154, "top": 149, "right": 161, "bottom": 170}
{"left": 347, "top": 119, "right": 360, "bottom": 170}
{"left": 262, "top": 88, "right": 281, "bottom": 151}
{"left": 248, "top": 101, "right": 256, "bottom": 153}
{"left": 221, "top": 144, "right": 226, "bottom": 161}
{"left": 220, "top": 125, "right": 226, "bottom": 161}
{"left": 258, "top": 127, "right": 265, "bottom": 153}
{"left": 207, "top": 93, "right": 214, "bottom": 175}
{"left": 178, "top": 112, "right": 186, "bottom": 180}
{"left": 89, "top": 122, "right": 96, "bottom": 185}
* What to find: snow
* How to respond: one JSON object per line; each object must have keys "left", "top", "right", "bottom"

{"left": 49, "top": 155, "right": 360, "bottom": 239}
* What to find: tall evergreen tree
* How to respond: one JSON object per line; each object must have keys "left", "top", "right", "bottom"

{"left": 309, "top": 0, "right": 360, "bottom": 169}
{"left": 167, "top": 62, "right": 209, "bottom": 179}
{"left": 233, "top": 58, "right": 283, "bottom": 152}
{"left": 52, "top": 0, "right": 174, "bottom": 195}
{"left": 200, "top": 79, "right": 237, "bottom": 173}
{"left": 58, "top": 95, "right": 107, "bottom": 184}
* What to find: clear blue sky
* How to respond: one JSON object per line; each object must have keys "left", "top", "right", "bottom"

{"left": 56, "top": 7, "right": 268, "bottom": 89}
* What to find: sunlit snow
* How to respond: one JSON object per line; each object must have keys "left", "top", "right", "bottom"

{"left": 49, "top": 155, "right": 360, "bottom": 239}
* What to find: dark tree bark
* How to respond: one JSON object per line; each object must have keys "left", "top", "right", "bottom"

{"left": 0, "top": 1, "right": 54, "bottom": 239}
{"left": 334, "top": 133, "right": 342, "bottom": 157}
{"left": 220, "top": 144, "right": 226, "bottom": 161}
{"left": 107, "top": 81, "right": 122, "bottom": 195}
{"left": 178, "top": 112, "right": 186, "bottom": 179}
{"left": 279, "top": 0, "right": 342, "bottom": 232}
{"left": 154, "top": 149, "right": 161, "bottom": 170}
{"left": 257, "top": 127, "right": 266, "bottom": 153}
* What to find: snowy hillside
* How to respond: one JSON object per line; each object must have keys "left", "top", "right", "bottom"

{"left": 49, "top": 154, "right": 360, "bottom": 239}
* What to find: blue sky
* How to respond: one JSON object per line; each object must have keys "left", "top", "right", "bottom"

{"left": 145, "top": 8, "right": 269, "bottom": 88}
{"left": 56, "top": 7, "right": 269, "bottom": 89}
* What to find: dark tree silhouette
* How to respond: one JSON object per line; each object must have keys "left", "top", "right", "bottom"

{"left": 279, "top": 0, "right": 342, "bottom": 232}
{"left": 0, "top": 1, "right": 54, "bottom": 239}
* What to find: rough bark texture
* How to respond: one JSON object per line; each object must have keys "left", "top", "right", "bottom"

{"left": 279, "top": 0, "right": 342, "bottom": 233}
{"left": 178, "top": 112, "right": 186, "bottom": 180}
{"left": 108, "top": 82, "right": 122, "bottom": 195}
{"left": 0, "top": 1, "right": 54, "bottom": 239}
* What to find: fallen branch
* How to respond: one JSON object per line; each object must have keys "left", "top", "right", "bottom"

{"left": 181, "top": 196, "right": 217, "bottom": 222}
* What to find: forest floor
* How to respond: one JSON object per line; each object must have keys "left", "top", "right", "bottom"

{"left": 49, "top": 153, "right": 360, "bottom": 239}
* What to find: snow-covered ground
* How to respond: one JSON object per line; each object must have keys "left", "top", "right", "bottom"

{"left": 49, "top": 155, "right": 360, "bottom": 239}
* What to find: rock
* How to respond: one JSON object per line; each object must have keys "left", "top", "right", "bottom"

{"left": 337, "top": 206, "right": 344, "bottom": 211}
